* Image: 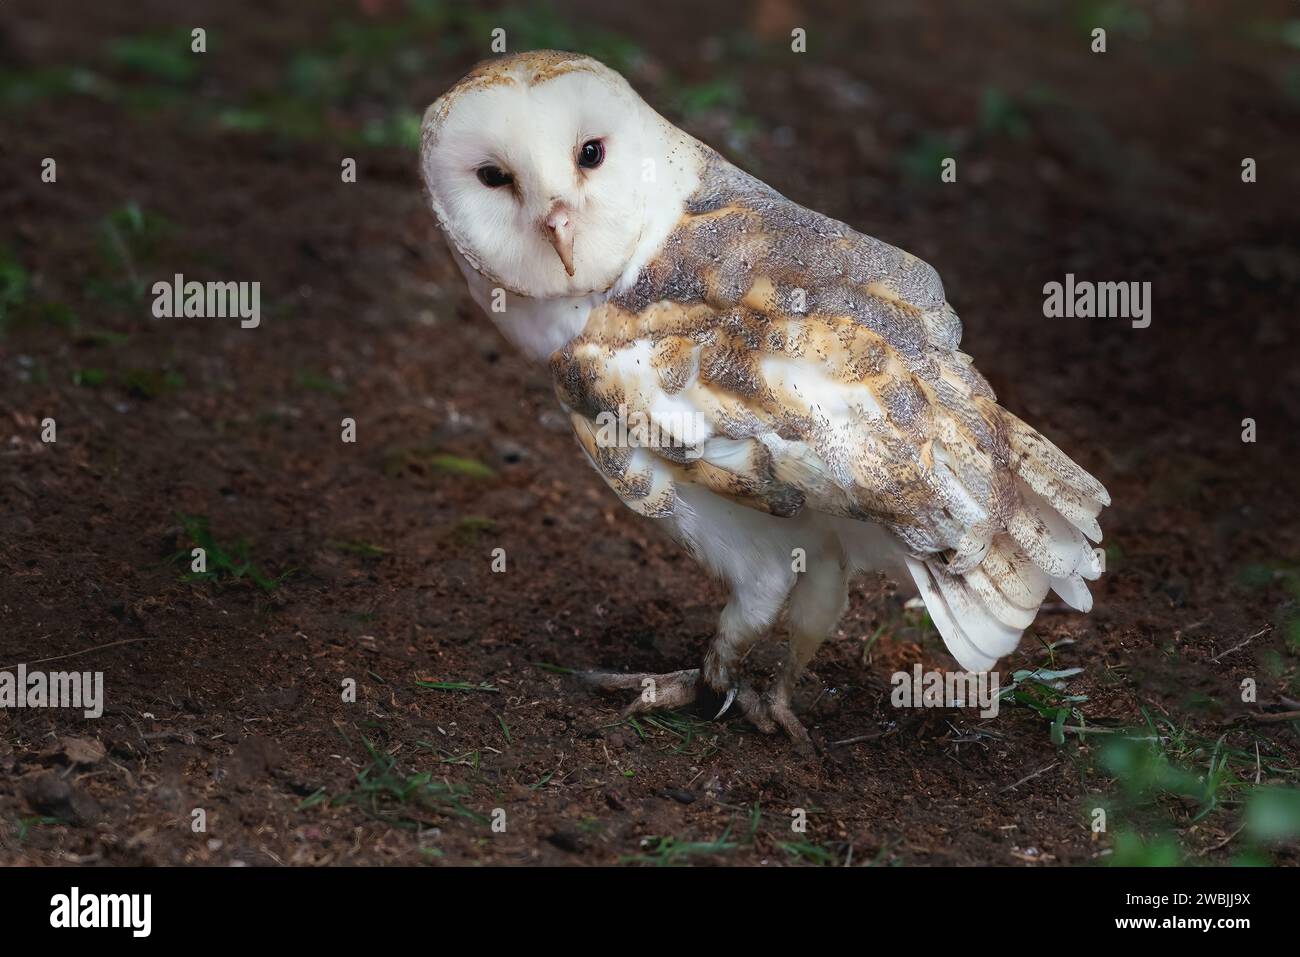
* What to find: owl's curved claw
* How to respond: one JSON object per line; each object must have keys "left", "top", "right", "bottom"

{"left": 713, "top": 686, "right": 738, "bottom": 720}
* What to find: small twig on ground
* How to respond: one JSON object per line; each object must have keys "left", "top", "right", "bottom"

{"left": 829, "top": 731, "right": 888, "bottom": 747}
{"left": 0, "top": 637, "right": 157, "bottom": 671}
{"left": 1060, "top": 726, "right": 1163, "bottom": 740}
{"left": 1210, "top": 625, "right": 1271, "bottom": 662}
{"left": 1197, "top": 823, "right": 1247, "bottom": 857}
{"left": 1002, "top": 762, "right": 1058, "bottom": 792}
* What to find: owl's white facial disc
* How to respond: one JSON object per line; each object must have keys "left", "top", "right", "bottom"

{"left": 422, "top": 55, "right": 658, "bottom": 300}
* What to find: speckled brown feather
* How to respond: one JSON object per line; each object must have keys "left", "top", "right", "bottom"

{"left": 552, "top": 148, "right": 1109, "bottom": 585}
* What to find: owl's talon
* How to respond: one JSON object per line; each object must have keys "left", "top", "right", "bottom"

{"left": 580, "top": 668, "right": 777, "bottom": 730}
{"left": 713, "top": 686, "right": 738, "bottom": 720}
{"left": 579, "top": 668, "right": 701, "bottom": 717}
{"left": 736, "top": 689, "right": 778, "bottom": 734}
{"left": 764, "top": 691, "right": 817, "bottom": 756}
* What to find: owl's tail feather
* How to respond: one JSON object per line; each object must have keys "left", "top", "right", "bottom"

{"left": 906, "top": 412, "right": 1109, "bottom": 672}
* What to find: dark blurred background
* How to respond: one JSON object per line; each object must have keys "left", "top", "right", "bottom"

{"left": 1, "top": 1, "right": 1298, "bottom": 866}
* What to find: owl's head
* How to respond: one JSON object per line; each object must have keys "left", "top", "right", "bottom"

{"left": 421, "top": 52, "right": 667, "bottom": 300}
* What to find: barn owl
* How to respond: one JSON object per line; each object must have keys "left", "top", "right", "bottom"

{"left": 420, "top": 51, "right": 1109, "bottom": 752}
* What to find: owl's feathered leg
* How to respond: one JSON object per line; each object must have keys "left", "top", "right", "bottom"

{"left": 762, "top": 552, "right": 851, "bottom": 754}
{"left": 700, "top": 576, "right": 792, "bottom": 726}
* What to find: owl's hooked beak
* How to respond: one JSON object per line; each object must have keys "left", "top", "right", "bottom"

{"left": 544, "top": 203, "right": 576, "bottom": 277}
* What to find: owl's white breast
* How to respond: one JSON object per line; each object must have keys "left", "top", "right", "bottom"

{"left": 449, "top": 243, "right": 605, "bottom": 361}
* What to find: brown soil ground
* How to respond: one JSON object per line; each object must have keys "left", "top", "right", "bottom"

{"left": 1, "top": 0, "right": 1298, "bottom": 866}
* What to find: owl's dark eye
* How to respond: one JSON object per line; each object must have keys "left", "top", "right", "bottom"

{"left": 577, "top": 139, "right": 605, "bottom": 169}
{"left": 476, "top": 165, "right": 513, "bottom": 188}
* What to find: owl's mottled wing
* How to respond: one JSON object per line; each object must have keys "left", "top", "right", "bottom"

{"left": 550, "top": 150, "right": 1109, "bottom": 669}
